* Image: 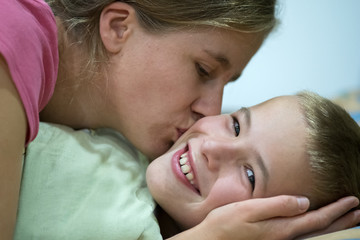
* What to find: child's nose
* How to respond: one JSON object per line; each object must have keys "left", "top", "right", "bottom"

{"left": 202, "top": 139, "right": 243, "bottom": 171}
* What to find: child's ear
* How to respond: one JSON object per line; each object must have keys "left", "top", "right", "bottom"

{"left": 99, "top": 2, "right": 136, "bottom": 53}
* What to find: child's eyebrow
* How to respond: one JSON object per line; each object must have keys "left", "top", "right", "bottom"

{"left": 239, "top": 107, "right": 251, "bottom": 127}
{"left": 240, "top": 107, "right": 269, "bottom": 192}
{"left": 256, "top": 154, "right": 269, "bottom": 193}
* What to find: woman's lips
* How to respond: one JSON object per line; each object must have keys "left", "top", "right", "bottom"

{"left": 171, "top": 145, "right": 200, "bottom": 194}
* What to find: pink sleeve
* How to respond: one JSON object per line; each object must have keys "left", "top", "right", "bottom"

{"left": 0, "top": 0, "right": 58, "bottom": 145}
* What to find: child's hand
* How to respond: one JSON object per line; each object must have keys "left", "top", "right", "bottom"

{"left": 195, "top": 195, "right": 359, "bottom": 240}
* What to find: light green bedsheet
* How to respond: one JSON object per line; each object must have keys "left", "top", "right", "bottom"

{"left": 15, "top": 123, "right": 162, "bottom": 240}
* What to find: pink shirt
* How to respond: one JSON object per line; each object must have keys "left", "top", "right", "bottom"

{"left": 0, "top": 0, "right": 58, "bottom": 145}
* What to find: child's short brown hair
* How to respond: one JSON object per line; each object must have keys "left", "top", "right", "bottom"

{"left": 296, "top": 91, "right": 360, "bottom": 210}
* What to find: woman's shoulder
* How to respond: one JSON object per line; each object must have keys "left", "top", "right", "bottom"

{"left": 0, "top": 0, "right": 59, "bottom": 144}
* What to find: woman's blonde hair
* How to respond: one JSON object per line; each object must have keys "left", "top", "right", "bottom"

{"left": 46, "top": 0, "right": 277, "bottom": 70}
{"left": 296, "top": 91, "right": 360, "bottom": 210}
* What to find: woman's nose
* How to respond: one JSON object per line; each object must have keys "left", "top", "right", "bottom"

{"left": 201, "top": 139, "right": 240, "bottom": 171}
{"left": 191, "top": 84, "right": 224, "bottom": 119}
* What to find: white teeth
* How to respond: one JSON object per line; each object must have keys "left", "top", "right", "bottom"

{"left": 186, "top": 172, "right": 194, "bottom": 181}
{"left": 181, "top": 165, "right": 190, "bottom": 174}
{"left": 179, "top": 157, "right": 187, "bottom": 165}
{"left": 179, "top": 151, "right": 197, "bottom": 189}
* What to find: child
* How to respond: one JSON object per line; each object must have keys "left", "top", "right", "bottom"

{"left": 147, "top": 90, "right": 360, "bottom": 238}
{"left": 15, "top": 91, "right": 360, "bottom": 239}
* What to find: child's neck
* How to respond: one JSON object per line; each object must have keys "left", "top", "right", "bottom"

{"left": 155, "top": 205, "right": 182, "bottom": 238}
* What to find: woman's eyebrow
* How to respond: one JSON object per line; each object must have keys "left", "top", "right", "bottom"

{"left": 240, "top": 107, "right": 269, "bottom": 191}
{"left": 204, "top": 49, "right": 241, "bottom": 82}
{"left": 204, "top": 49, "right": 230, "bottom": 66}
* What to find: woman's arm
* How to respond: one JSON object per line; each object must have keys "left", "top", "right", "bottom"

{"left": 0, "top": 55, "right": 27, "bottom": 240}
{"left": 166, "top": 195, "right": 360, "bottom": 240}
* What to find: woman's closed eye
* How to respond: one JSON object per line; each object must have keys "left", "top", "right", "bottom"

{"left": 196, "top": 62, "right": 210, "bottom": 78}
{"left": 246, "top": 168, "right": 255, "bottom": 191}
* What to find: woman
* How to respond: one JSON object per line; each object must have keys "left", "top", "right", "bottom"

{"left": 0, "top": 1, "right": 276, "bottom": 238}
{"left": 15, "top": 91, "right": 360, "bottom": 239}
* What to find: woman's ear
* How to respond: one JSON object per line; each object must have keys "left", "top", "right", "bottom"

{"left": 99, "top": 2, "right": 137, "bottom": 53}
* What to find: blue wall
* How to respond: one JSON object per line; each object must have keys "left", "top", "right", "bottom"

{"left": 222, "top": 0, "right": 360, "bottom": 112}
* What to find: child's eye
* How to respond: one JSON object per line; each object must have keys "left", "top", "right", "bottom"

{"left": 232, "top": 117, "right": 240, "bottom": 136}
{"left": 246, "top": 168, "right": 255, "bottom": 191}
{"left": 196, "top": 63, "right": 210, "bottom": 77}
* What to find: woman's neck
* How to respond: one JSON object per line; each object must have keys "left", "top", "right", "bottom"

{"left": 40, "top": 18, "right": 104, "bottom": 129}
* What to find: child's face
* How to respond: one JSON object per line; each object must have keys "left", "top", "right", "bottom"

{"left": 146, "top": 96, "right": 312, "bottom": 229}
